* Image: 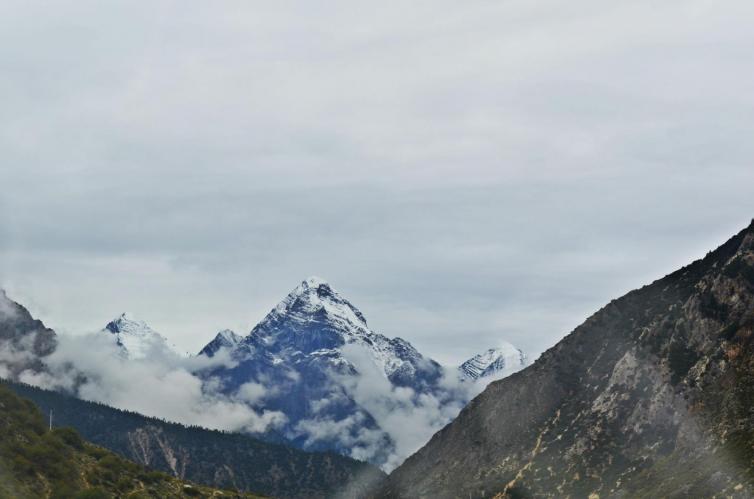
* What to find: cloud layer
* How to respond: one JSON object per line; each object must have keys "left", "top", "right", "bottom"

{"left": 18, "top": 332, "right": 287, "bottom": 434}
{"left": 1, "top": 0, "right": 754, "bottom": 364}
{"left": 294, "top": 344, "right": 497, "bottom": 470}
{"left": 1, "top": 327, "right": 503, "bottom": 470}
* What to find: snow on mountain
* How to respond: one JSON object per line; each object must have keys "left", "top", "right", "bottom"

{"left": 197, "top": 329, "right": 242, "bottom": 357}
{"left": 237, "top": 276, "right": 434, "bottom": 384}
{"left": 196, "top": 277, "right": 446, "bottom": 466}
{"left": 191, "top": 277, "right": 528, "bottom": 468}
{"left": 102, "top": 313, "right": 185, "bottom": 359}
{"left": 459, "top": 342, "right": 527, "bottom": 381}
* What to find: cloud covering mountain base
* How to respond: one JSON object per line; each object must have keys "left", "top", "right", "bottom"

{"left": 0, "top": 281, "right": 526, "bottom": 470}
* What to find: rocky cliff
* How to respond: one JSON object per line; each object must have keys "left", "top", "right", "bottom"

{"left": 0, "top": 289, "right": 56, "bottom": 378}
{"left": 379, "top": 221, "right": 754, "bottom": 498}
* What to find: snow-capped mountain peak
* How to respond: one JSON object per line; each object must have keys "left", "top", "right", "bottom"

{"left": 192, "top": 277, "right": 529, "bottom": 467}
{"left": 204, "top": 277, "right": 435, "bottom": 384}
{"left": 304, "top": 275, "right": 328, "bottom": 287}
{"left": 217, "top": 328, "right": 242, "bottom": 343}
{"left": 105, "top": 313, "right": 154, "bottom": 337}
{"left": 102, "top": 313, "right": 184, "bottom": 359}
{"left": 459, "top": 342, "right": 527, "bottom": 381}
{"left": 198, "top": 329, "right": 242, "bottom": 357}
{"left": 266, "top": 276, "right": 368, "bottom": 332}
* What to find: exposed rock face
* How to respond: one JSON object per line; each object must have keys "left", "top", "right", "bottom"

{"left": 0, "top": 289, "right": 56, "bottom": 378}
{"left": 379, "top": 221, "right": 754, "bottom": 498}
{"left": 127, "top": 425, "right": 191, "bottom": 477}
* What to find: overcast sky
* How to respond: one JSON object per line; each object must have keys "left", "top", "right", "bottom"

{"left": 1, "top": 1, "right": 753, "bottom": 364}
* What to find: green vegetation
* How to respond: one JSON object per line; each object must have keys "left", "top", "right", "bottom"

{"left": 0, "top": 384, "right": 263, "bottom": 499}
{"left": 3, "top": 380, "right": 384, "bottom": 498}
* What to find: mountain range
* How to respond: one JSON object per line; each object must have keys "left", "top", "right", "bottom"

{"left": 8, "top": 221, "right": 752, "bottom": 498}
{"left": 0, "top": 273, "right": 527, "bottom": 485}
{"left": 98, "top": 276, "right": 526, "bottom": 468}
{"left": 0, "top": 287, "right": 385, "bottom": 498}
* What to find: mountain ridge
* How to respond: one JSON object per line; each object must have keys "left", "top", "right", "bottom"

{"left": 377, "top": 220, "right": 754, "bottom": 498}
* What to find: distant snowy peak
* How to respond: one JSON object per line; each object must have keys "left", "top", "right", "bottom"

{"left": 459, "top": 343, "right": 527, "bottom": 381}
{"left": 208, "top": 276, "right": 436, "bottom": 383}
{"left": 198, "top": 329, "right": 242, "bottom": 357}
{"left": 266, "top": 276, "right": 368, "bottom": 331}
{"left": 217, "top": 328, "right": 243, "bottom": 344}
{"left": 103, "top": 313, "right": 184, "bottom": 359}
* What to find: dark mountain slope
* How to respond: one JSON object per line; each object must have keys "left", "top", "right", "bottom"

{"left": 4, "top": 379, "right": 384, "bottom": 499}
{"left": 379, "top": 221, "right": 754, "bottom": 498}
{"left": 0, "top": 289, "right": 56, "bottom": 377}
{"left": 0, "top": 383, "right": 262, "bottom": 499}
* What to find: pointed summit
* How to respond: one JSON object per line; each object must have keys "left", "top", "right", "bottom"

{"left": 268, "top": 277, "right": 368, "bottom": 329}
{"left": 102, "top": 313, "right": 183, "bottom": 359}
{"left": 105, "top": 312, "right": 149, "bottom": 333}
{"left": 303, "top": 276, "right": 329, "bottom": 288}
{"left": 222, "top": 277, "right": 435, "bottom": 383}
{"left": 198, "top": 329, "right": 243, "bottom": 357}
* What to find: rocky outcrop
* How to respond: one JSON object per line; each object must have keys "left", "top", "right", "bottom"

{"left": 127, "top": 425, "right": 191, "bottom": 477}
{"left": 0, "top": 289, "right": 56, "bottom": 378}
{"left": 378, "top": 220, "right": 754, "bottom": 498}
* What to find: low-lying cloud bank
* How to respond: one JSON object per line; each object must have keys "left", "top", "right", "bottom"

{"left": 293, "top": 344, "right": 503, "bottom": 471}
{"left": 16, "top": 331, "right": 288, "bottom": 434}
{"left": 1, "top": 327, "right": 515, "bottom": 471}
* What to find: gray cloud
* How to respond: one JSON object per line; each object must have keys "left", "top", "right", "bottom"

{"left": 1, "top": 0, "right": 754, "bottom": 364}
{"left": 17, "top": 332, "right": 287, "bottom": 434}
{"left": 295, "top": 343, "right": 502, "bottom": 471}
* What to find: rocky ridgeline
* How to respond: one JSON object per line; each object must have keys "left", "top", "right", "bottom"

{"left": 378, "top": 221, "right": 754, "bottom": 498}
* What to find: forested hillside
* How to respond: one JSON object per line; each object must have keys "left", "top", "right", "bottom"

{"left": 4, "top": 380, "right": 384, "bottom": 499}
{"left": 0, "top": 384, "right": 262, "bottom": 499}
